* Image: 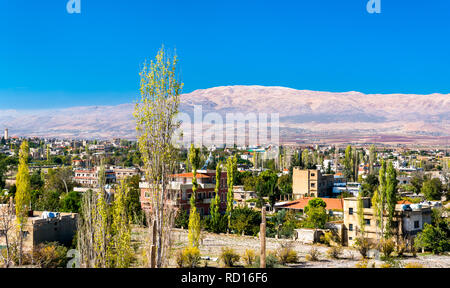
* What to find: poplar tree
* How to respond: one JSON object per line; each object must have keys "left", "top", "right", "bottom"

{"left": 188, "top": 144, "right": 201, "bottom": 248}
{"left": 372, "top": 159, "right": 387, "bottom": 240}
{"left": 385, "top": 161, "right": 398, "bottom": 237}
{"left": 210, "top": 161, "right": 222, "bottom": 233}
{"left": 133, "top": 46, "right": 182, "bottom": 267}
{"left": 226, "top": 155, "right": 237, "bottom": 232}
{"left": 357, "top": 192, "right": 365, "bottom": 236}
{"left": 110, "top": 181, "right": 133, "bottom": 267}
{"left": 15, "top": 140, "right": 30, "bottom": 265}
{"left": 369, "top": 145, "right": 376, "bottom": 175}
{"left": 344, "top": 145, "right": 353, "bottom": 181}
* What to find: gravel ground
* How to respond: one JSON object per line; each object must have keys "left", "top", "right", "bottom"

{"left": 168, "top": 228, "right": 450, "bottom": 268}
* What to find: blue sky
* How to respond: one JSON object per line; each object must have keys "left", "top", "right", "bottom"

{"left": 0, "top": 0, "right": 449, "bottom": 109}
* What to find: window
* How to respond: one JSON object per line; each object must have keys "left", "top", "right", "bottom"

{"left": 311, "top": 183, "right": 315, "bottom": 188}
{"left": 365, "top": 219, "right": 370, "bottom": 225}
{"left": 414, "top": 221, "right": 420, "bottom": 229}
{"left": 349, "top": 208, "right": 353, "bottom": 215}
{"left": 349, "top": 224, "right": 353, "bottom": 231}
{"left": 311, "top": 173, "right": 315, "bottom": 177}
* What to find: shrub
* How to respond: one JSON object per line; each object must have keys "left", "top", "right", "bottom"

{"left": 219, "top": 247, "right": 240, "bottom": 267}
{"left": 253, "top": 253, "right": 280, "bottom": 268}
{"left": 353, "top": 236, "right": 371, "bottom": 259}
{"left": 320, "top": 231, "right": 340, "bottom": 246}
{"left": 404, "top": 262, "right": 424, "bottom": 268}
{"left": 182, "top": 247, "right": 201, "bottom": 268}
{"left": 380, "top": 238, "right": 395, "bottom": 258}
{"left": 276, "top": 246, "right": 298, "bottom": 265}
{"left": 380, "top": 263, "right": 391, "bottom": 268}
{"left": 305, "top": 246, "right": 320, "bottom": 261}
{"left": 32, "top": 242, "right": 68, "bottom": 268}
{"left": 396, "top": 240, "right": 407, "bottom": 257}
{"left": 175, "top": 249, "right": 185, "bottom": 268}
{"left": 242, "top": 249, "right": 256, "bottom": 266}
{"left": 326, "top": 246, "right": 343, "bottom": 259}
{"left": 355, "top": 259, "right": 368, "bottom": 268}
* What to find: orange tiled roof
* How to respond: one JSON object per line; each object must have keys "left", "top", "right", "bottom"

{"left": 170, "top": 173, "right": 210, "bottom": 178}
{"left": 279, "top": 197, "right": 343, "bottom": 211}
{"left": 397, "top": 200, "right": 412, "bottom": 205}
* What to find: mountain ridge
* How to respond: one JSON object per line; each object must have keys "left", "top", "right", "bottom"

{"left": 1, "top": 85, "right": 449, "bottom": 141}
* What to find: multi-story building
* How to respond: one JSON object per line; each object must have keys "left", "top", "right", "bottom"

{"left": 233, "top": 185, "right": 257, "bottom": 208}
{"left": 3, "top": 128, "right": 8, "bottom": 140}
{"left": 74, "top": 167, "right": 116, "bottom": 187}
{"left": 140, "top": 170, "right": 228, "bottom": 216}
{"left": 343, "top": 197, "right": 432, "bottom": 247}
{"left": 111, "top": 166, "right": 140, "bottom": 180}
{"left": 292, "top": 168, "right": 334, "bottom": 199}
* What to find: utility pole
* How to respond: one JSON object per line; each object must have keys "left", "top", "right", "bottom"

{"left": 260, "top": 206, "right": 266, "bottom": 268}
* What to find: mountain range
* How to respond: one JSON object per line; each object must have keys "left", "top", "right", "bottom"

{"left": 1, "top": 85, "right": 449, "bottom": 144}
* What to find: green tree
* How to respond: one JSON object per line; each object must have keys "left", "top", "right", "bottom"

{"left": 133, "top": 46, "right": 183, "bottom": 267}
{"left": 15, "top": 140, "right": 31, "bottom": 265}
{"left": 209, "top": 161, "right": 222, "bottom": 233}
{"left": 304, "top": 198, "right": 328, "bottom": 229}
{"left": 109, "top": 181, "right": 133, "bottom": 267}
{"left": 421, "top": 178, "right": 443, "bottom": 200}
{"left": 277, "top": 174, "right": 292, "bottom": 200}
{"left": 385, "top": 161, "right": 398, "bottom": 236}
{"left": 226, "top": 155, "right": 237, "bottom": 232}
{"left": 343, "top": 145, "right": 353, "bottom": 181}
{"left": 414, "top": 223, "right": 450, "bottom": 254}
{"left": 188, "top": 144, "right": 201, "bottom": 248}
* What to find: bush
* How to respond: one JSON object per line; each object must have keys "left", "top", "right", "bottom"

{"left": 320, "top": 231, "right": 340, "bottom": 246}
{"left": 175, "top": 250, "right": 185, "bottom": 268}
{"left": 305, "top": 246, "right": 320, "bottom": 261}
{"left": 355, "top": 259, "right": 369, "bottom": 268}
{"left": 404, "top": 262, "right": 424, "bottom": 268}
{"left": 1, "top": 242, "right": 32, "bottom": 267}
{"left": 219, "top": 247, "right": 240, "bottom": 267}
{"left": 242, "top": 249, "right": 256, "bottom": 266}
{"left": 253, "top": 253, "right": 280, "bottom": 268}
{"left": 396, "top": 239, "right": 407, "bottom": 257}
{"left": 276, "top": 245, "right": 298, "bottom": 265}
{"left": 380, "top": 238, "right": 395, "bottom": 258}
{"left": 181, "top": 247, "right": 201, "bottom": 268}
{"left": 32, "top": 242, "right": 68, "bottom": 268}
{"left": 353, "top": 236, "right": 371, "bottom": 258}
{"left": 326, "top": 246, "right": 343, "bottom": 259}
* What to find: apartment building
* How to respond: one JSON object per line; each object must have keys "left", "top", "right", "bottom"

{"left": 73, "top": 167, "right": 116, "bottom": 187}
{"left": 140, "top": 170, "right": 228, "bottom": 216}
{"left": 343, "top": 197, "right": 432, "bottom": 247}
{"left": 292, "top": 168, "right": 334, "bottom": 199}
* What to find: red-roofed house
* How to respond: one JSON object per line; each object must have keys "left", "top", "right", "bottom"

{"left": 275, "top": 197, "right": 343, "bottom": 214}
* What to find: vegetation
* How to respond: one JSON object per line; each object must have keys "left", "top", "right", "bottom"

{"left": 219, "top": 247, "right": 240, "bottom": 267}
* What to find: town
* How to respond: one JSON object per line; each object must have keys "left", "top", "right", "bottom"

{"left": 1, "top": 126, "right": 449, "bottom": 268}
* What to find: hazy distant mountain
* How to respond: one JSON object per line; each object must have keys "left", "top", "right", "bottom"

{"left": 0, "top": 85, "right": 449, "bottom": 142}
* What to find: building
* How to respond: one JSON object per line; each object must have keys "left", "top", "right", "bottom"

{"left": 3, "top": 128, "right": 8, "bottom": 140}
{"left": 74, "top": 167, "right": 116, "bottom": 187}
{"left": 343, "top": 197, "right": 432, "bottom": 247}
{"left": 140, "top": 170, "right": 228, "bottom": 216}
{"left": 233, "top": 185, "right": 258, "bottom": 208}
{"left": 292, "top": 168, "right": 334, "bottom": 199}
{"left": 0, "top": 208, "right": 77, "bottom": 251}
{"left": 274, "top": 197, "right": 343, "bottom": 215}
{"left": 112, "top": 166, "right": 140, "bottom": 180}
